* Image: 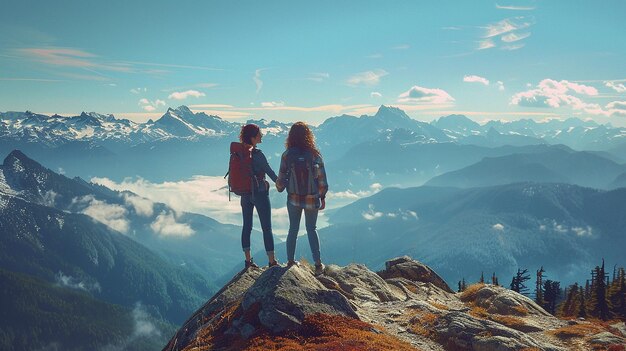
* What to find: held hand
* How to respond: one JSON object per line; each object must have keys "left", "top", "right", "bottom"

{"left": 319, "top": 198, "right": 326, "bottom": 210}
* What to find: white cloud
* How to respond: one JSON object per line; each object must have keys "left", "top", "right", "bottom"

{"left": 502, "top": 43, "right": 526, "bottom": 51}
{"left": 572, "top": 226, "right": 593, "bottom": 237}
{"left": 167, "top": 90, "right": 205, "bottom": 100}
{"left": 463, "top": 75, "right": 490, "bottom": 85}
{"left": 138, "top": 98, "right": 166, "bottom": 112}
{"left": 132, "top": 303, "right": 161, "bottom": 338}
{"left": 501, "top": 32, "right": 531, "bottom": 43}
{"left": 73, "top": 195, "right": 129, "bottom": 234}
{"left": 510, "top": 79, "right": 618, "bottom": 115}
{"left": 484, "top": 17, "right": 532, "bottom": 38}
{"left": 492, "top": 223, "right": 505, "bottom": 231}
{"left": 130, "top": 87, "right": 147, "bottom": 94}
{"left": 605, "top": 81, "right": 626, "bottom": 93}
{"left": 371, "top": 92, "right": 382, "bottom": 98}
{"left": 261, "top": 101, "right": 285, "bottom": 107}
{"left": 398, "top": 85, "right": 455, "bottom": 104}
{"left": 55, "top": 271, "right": 101, "bottom": 292}
{"left": 495, "top": 4, "right": 536, "bottom": 10}
{"left": 607, "top": 101, "right": 626, "bottom": 117}
{"left": 254, "top": 69, "right": 264, "bottom": 93}
{"left": 497, "top": 81, "right": 505, "bottom": 91}
{"left": 123, "top": 194, "right": 154, "bottom": 217}
{"left": 478, "top": 39, "right": 496, "bottom": 50}
{"left": 150, "top": 211, "right": 195, "bottom": 237}
{"left": 308, "top": 72, "right": 330, "bottom": 82}
{"left": 362, "top": 204, "right": 383, "bottom": 220}
{"left": 347, "top": 69, "right": 388, "bottom": 86}
{"left": 393, "top": 44, "right": 410, "bottom": 50}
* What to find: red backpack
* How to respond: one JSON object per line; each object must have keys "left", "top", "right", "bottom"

{"left": 225, "top": 142, "right": 253, "bottom": 199}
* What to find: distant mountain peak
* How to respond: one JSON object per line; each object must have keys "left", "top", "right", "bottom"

{"left": 375, "top": 105, "right": 411, "bottom": 120}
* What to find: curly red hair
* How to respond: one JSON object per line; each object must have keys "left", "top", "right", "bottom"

{"left": 286, "top": 121, "right": 320, "bottom": 157}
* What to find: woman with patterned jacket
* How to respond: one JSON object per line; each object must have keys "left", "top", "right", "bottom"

{"left": 276, "top": 122, "right": 328, "bottom": 275}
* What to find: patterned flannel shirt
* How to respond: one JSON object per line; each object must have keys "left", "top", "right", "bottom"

{"left": 276, "top": 148, "right": 328, "bottom": 210}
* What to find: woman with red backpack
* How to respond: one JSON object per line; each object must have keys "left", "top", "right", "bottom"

{"left": 276, "top": 122, "right": 328, "bottom": 275}
{"left": 234, "top": 124, "right": 279, "bottom": 268}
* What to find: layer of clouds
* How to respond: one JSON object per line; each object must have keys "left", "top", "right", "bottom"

{"left": 347, "top": 69, "right": 388, "bottom": 86}
{"left": 167, "top": 90, "right": 205, "bottom": 100}
{"left": 362, "top": 204, "right": 418, "bottom": 221}
{"left": 73, "top": 195, "right": 130, "bottom": 234}
{"left": 150, "top": 211, "right": 195, "bottom": 238}
{"left": 463, "top": 75, "right": 490, "bottom": 85}
{"left": 261, "top": 101, "right": 285, "bottom": 107}
{"left": 123, "top": 193, "right": 154, "bottom": 217}
{"left": 398, "top": 85, "right": 455, "bottom": 104}
{"left": 511, "top": 79, "right": 625, "bottom": 116}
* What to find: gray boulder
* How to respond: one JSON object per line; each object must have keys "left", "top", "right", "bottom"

{"left": 588, "top": 331, "right": 626, "bottom": 346}
{"left": 468, "top": 285, "right": 552, "bottom": 317}
{"left": 241, "top": 265, "right": 359, "bottom": 333}
{"left": 379, "top": 256, "right": 453, "bottom": 293}
{"left": 324, "top": 263, "right": 404, "bottom": 302}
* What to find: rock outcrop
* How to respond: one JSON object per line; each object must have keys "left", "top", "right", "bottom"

{"left": 163, "top": 257, "right": 626, "bottom": 351}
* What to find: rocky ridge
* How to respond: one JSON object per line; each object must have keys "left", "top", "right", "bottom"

{"left": 162, "top": 256, "right": 626, "bottom": 351}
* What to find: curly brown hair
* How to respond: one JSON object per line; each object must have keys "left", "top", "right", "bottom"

{"left": 286, "top": 121, "right": 320, "bottom": 157}
{"left": 239, "top": 124, "right": 260, "bottom": 145}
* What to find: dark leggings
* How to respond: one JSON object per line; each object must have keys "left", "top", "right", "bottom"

{"left": 240, "top": 192, "right": 275, "bottom": 253}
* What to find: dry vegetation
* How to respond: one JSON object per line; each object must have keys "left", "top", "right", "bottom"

{"left": 547, "top": 323, "right": 605, "bottom": 339}
{"left": 489, "top": 315, "right": 528, "bottom": 329}
{"left": 512, "top": 305, "right": 529, "bottom": 316}
{"left": 410, "top": 312, "right": 439, "bottom": 340}
{"left": 460, "top": 283, "right": 485, "bottom": 302}
{"left": 184, "top": 311, "right": 420, "bottom": 351}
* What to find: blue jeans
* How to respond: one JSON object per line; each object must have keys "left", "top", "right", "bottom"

{"left": 241, "top": 192, "right": 274, "bottom": 253}
{"left": 286, "top": 202, "right": 321, "bottom": 263}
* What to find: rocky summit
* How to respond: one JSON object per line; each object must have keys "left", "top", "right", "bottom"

{"left": 163, "top": 257, "right": 626, "bottom": 351}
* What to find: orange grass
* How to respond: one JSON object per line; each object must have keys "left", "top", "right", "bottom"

{"left": 512, "top": 305, "right": 529, "bottom": 316}
{"left": 548, "top": 323, "right": 604, "bottom": 339}
{"left": 410, "top": 312, "right": 439, "bottom": 339}
{"left": 489, "top": 315, "right": 528, "bottom": 329}
{"left": 460, "top": 283, "right": 485, "bottom": 302}
{"left": 428, "top": 301, "right": 449, "bottom": 310}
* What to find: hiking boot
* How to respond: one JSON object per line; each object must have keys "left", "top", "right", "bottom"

{"left": 287, "top": 260, "right": 300, "bottom": 268}
{"left": 268, "top": 260, "right": 279, "bottom": 268}
{"left": 314, "top": 263, "right": 325, "bottom": 276}
{"left": 245, "top": 258, "right": 259, "bottom": 269}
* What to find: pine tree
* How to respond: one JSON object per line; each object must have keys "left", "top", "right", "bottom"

{"left": 588, "top": 259, "right": 612, "bottom": 321}
{"left": 608, "top": 267, "right": 626, "bottom": 319}
{"left": 510, "top": 268, "right": 530, "bottom": 295}
{"left": 543, "top": 280, "right": 560, "bottom": 315}
{"left": 535, "top": 266, "right": 545, "bottom": 306}
{"left": 558, "top": 283, "right": 579, "bottom": 317}
{"left": 491, "top": 272, "right": 499, "bottom": 286}
{"left": 480, "top": 272, "right": 484, "bottom": 284}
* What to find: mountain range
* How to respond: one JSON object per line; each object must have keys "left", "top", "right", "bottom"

{"left": 2, "top": 105, "right": 625, "bottom": 187}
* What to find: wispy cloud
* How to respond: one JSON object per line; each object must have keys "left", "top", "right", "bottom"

{"left": 463, "top": 75, "right": 490, "bottom": 85}
{"left": 261, "top": 101, "right": 285, "bottom": 107}
{"left": 501, "top": 32, "right": 531, "bottom": 43}
{"left": 484, "top": 17, "right": 533, "bottom": 38}
{"left": 347, "top": 69, "right": 388, "bottom": 87}
{"left": 497, "top": 81, "right": 505, "bottom": 91}
{"left": 168, "top": 90, "right": 205, "bottom": 100}
{"left": 0, "top": 77, "right": 63, "bottom": 82}
{"left": 254, "top": 69, "right": 265, "bottom": 94}
{"left": 605, "top": 81, "right": 626, "bottom": 93}
{"left": 478, "top": 39, "right": 496, "bottom": 50}
{"left": 130, "top": 87, "right": 147, "bottom": 94}
{"left": 398, "top": 85, "right": 455, "bottom": 104}
{"left": 496, "top": 4, "right": 536, "bottom": 11}
{"left": 392, "top": 44, "right": 410, "bottom": 50}
{"left": 16, "top": 47, "right": 131, "bottom": 72}
{"left": 307, "top": 72, "right": 330, "bottom": 82}
{"left": 371, "top": 92, "right": 382, "bottom": 98}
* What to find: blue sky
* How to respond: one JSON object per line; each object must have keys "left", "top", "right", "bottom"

{"left": 1, "top": 0, "right": 625, "bottom": 125}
